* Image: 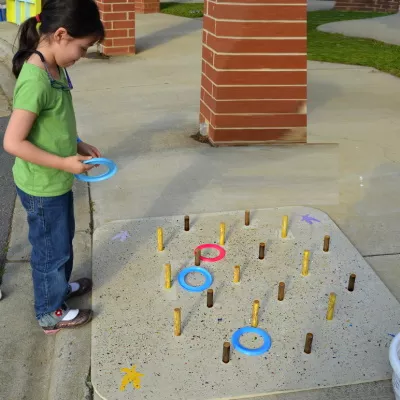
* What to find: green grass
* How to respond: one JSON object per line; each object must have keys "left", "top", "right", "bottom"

{"left": 160, "top": 5, "right": 400, "bottom": 77}
{"left": 308, "top": 11, "right": 400, "bottom": 77}
{"left": 160, "top": 2, "right": 203, "bottom": 18}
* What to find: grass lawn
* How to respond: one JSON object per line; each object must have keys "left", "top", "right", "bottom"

{"left": 160, "top": 2, "right": 204, "bottom": 18}
{"left": 160, "top": 4, "right": 400, "bottom": 77}
{"left": 308, "top": 11, "right": 400, "bottom": 77}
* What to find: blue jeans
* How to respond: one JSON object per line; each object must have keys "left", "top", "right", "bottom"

{"left": 17, "top": 187, "right": 74, "bottom": 326}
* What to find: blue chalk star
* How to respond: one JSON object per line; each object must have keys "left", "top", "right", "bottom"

{"left": 301, "top": 214, "right": 320, "bottom": 225}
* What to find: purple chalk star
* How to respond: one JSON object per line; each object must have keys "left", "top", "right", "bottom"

{"left": 112, "top": 231, "right": 130, "bottom": 242}
{"left": 301, "top": 214, "right": 320, "bottom": 225}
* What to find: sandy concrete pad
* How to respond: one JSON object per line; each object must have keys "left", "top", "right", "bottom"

{"left": 91, "top": 207, "right": 400, "bottom": 400}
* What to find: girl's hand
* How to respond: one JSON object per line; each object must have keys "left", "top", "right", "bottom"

{"left": 77, "top": 141, "right": 101, "bottom": 158}
{"left": 62, "top": 155, "right": 95, "bottom": 174}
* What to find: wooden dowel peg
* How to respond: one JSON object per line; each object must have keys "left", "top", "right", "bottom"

{"left": 195, "top": 248, "right": 201, "bottom": 266}
{"left": 222, "top": 342, "right": 230, "bottom": 363}
{"left": 220, "top": 222, "right": 226, "bottom": 246}
{"left": 281, "top": 215, "right": 288, "bottom": 238}
{"left": 259, "top": 243, "right": 266, "bottom": 260}
{"left": 251, "top": 300, "right": 260, "bottom": 327}
{"left": 165, "top": 263, "right": 171, "bottom": 289}
{"left": 245, "top": 210, "right": 250, "bottom": 226}
{"left": 278, "top": 282, "right": 285, "bottom": 301}
{"left": 348, "top": 274, "right": 356, "bottom": 292}
{"left": 207, "top": 289, "right": 214, "bottom": 308}
{"left": 184, "top": 215, "right": 190, "bottom": 231}
{"left": 157, "top": 227, "right": 164, "bottom": 251}
{"left": 174, "top": 308, "right": 181, "bottom": 336}
{"left": 301, "top": 250, "right": 310, "bottom": 276}
{"left": 233, "top": 265, "right": 240, "bottom": 283}
{"left": 323, "top": 235, "right": 330, "bottom": 252}
{"left": 326, "top": 292, "right": 336, "bottom": 320}
{"left": 304, "top": 333, "right": 313, "bottom": 354}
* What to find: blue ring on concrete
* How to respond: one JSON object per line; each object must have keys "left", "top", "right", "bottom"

{"left": 177, "top": 266, "right": 213, "bottom": 292}
{"left": 74, "top": 158, "right": 118, "bottom": 182}
{"left": 232, "top": 326, "right": 272, "bottom": 356}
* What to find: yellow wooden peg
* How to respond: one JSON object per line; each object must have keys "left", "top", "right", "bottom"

{"left": 251, "top": 300, "right": 260, "bottom": 327}
{"left": 165, "top": 263, "right": 171, "bottom": 289}
{"left": 157, "top": 227, "right": 164, "bottom": 251}
{"left": 326, "top": 293, "right": 336, "bottom": 320}
{"left": 233, "top": 265, "right": 240, "bottom": 283}
{"left": 301, "top": 250, "right": 310, "bottom": 276}
{"left": 174, "top": 308, "right": 181, "bottom": 336}
{"left": 220, "top": 222, "right": 226, "bottom": 246}
{"left": 281, "top": 215, "right": 288, "bottom": 238}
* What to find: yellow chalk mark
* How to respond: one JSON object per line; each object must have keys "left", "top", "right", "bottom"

{"left": 120, "top": 365, "right": 144, "bottom": 391}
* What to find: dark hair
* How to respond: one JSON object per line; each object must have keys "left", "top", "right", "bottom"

{"left": 12, "top": 0, "right": 105, "bottom": 78}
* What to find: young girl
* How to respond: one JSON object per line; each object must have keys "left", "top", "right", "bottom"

{"left": 3, "top": 0, "right": 105, "bottom": 334}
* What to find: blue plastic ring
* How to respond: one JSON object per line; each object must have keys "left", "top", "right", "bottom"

{"left": 231, "top": 326, "right": 272, "bottom": 356}
{"left": 177, "top": 266, "right": 213, "bottom": 292}
{"left": 74, "top": 158, "right": 118, "bottom": 182}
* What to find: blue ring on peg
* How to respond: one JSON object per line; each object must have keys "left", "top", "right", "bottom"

{"left": 74, "top": 158, "right": 117, "bottom": 182}
{"left": 177, "top": 266, "right": 213, "bottom": 292}
{"left": 231, "top": 326, "right": 272, "bottom": 356}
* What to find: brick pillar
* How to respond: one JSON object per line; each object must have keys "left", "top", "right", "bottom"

{"left": 135, "top": 0, "right": 160, "bottom": 13}
{"left": 200, "top": 0, "right": 307, "bottom": 145}
{"left": 335, "top": 0, "right": 399, "bottom": 12}
{"left": 96, "top": 0, "right": 136, "bottom": 55}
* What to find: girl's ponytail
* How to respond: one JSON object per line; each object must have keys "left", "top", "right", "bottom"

{"left": 12, "top": 16, "right": 40, "bottom": 78}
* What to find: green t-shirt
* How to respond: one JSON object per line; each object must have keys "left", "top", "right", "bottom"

{"left": 12, "top": 62, "right": 78, "bottom": 197}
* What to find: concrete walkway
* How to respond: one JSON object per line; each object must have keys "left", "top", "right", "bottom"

{"left": 308, "top": 0, "right": 335, "bottom": 11}
{"left": 0, "top": 11, "right": 400, "bottom": 400}
{"left": 0, "top": 23, "right": 93, "bottom": 399}
{"left": 318, "top": 11, "right": 400, "bottom": 45}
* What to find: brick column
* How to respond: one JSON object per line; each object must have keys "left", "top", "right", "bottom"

{"left": 200, "top": 0, "right": 307, "bottom": 145}
{"left": 335, "top": 0, "right": 399, "bottom": 12}
{"left": 135, "top": 0, "right": 160, "bottom": 13}
{"left": 97, "top": 0, "right": 136, "bottom": 55}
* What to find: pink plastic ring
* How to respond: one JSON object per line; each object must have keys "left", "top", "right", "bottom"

{"left": 195, "top": 244, "right": 226, "bottom": 263}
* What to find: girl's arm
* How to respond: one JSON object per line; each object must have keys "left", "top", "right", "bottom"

{"left": 3, "top": 109, "right": 94, "bottom": 174}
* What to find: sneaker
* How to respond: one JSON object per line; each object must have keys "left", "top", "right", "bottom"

{"left": 42, "top": 309, "right": 93, "bottom": 335}
{"left": 66, "top": 278, "right": 93, "bottom": 299}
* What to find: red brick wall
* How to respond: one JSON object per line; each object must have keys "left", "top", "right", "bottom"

{"left": 335, "top": 0, "right": 399, "bottom": 12}
{"left": 136, "top": 0, "right": 160, "bottom": 13}
{"left": 96, "top": 0, "right": 136, "bottom": 55}
{"left": 200, "top": 0, "right": 307, "bottom": 145}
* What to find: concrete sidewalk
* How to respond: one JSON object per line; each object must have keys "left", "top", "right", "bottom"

{"left": 308, "top": 0, "right": 335, "bottom": 11}
{"left": 318, "top": 11, "right": 400, "bottom": 45}
{"left": 1, "top": 11, "right": 400, "bottom": 400}
{"left": 1, "top": 173, "right": 94, "bottom": 399}
{"left": 0, "top": 23, "right": 94, "bottom": 399}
